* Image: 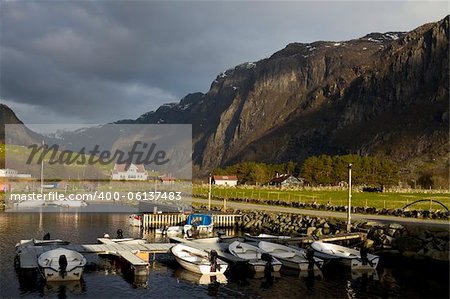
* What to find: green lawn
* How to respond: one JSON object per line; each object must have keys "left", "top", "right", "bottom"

{"left": 193, "top": 185, "right": 450, "bottom": 210}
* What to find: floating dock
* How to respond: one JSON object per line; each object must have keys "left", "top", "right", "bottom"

{"left": 15, "top": 231, "right": 367, "bottom": 287}
{"left": 15, "top": 239, "right": 175, "bottom": 278}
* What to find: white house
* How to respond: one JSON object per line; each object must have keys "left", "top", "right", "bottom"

{"left": 0, "top": 169, "right": 18, "bottom": 177}
{"left": 269, "top": 174, "right": 303, "bottom": 187}
{"left": 0, "top": 168, "right": 31, "bottom": 178}
{"left": 213, "top": 175, "right": 238, "bottom": 187}
{"left": 111, "top": 163, "right": 148, "bottom": 181}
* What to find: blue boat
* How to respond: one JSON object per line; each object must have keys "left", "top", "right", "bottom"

{"left": 184, "top": 214, "right": 214, "bottom": 234}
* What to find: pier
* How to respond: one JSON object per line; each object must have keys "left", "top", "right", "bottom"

{"left": 142, "top": 213, "right": 241, "bottom": 229}
{"left": 16, "top": 239, "right": 175, "bottom": 277}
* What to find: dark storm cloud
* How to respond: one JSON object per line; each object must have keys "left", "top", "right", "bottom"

{"left": 0, "top": 1, "right": 447, "bottom": 127}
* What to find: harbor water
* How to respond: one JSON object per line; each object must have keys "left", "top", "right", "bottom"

{"left": 0, "top": 213, "right": 448, "bottom": 298}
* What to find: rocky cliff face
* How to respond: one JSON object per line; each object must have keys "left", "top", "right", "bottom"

{"left": 0, "top": 104, "right": 43, "bottom": 147}
{"left": 0, "top": 104, "right": 23, "bottom": 143}
{"left": 134, "top": 16, "right": 448, "bottom": 176}
{"left": 2, "top": 17, "right": 448, "bottom": 178}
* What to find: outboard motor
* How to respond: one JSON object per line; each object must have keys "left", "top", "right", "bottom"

{"left": 208, "top": 250, "right": 220, "bottom": 272}
{"left": 116, "top": 229, "right": 124, "bottom": 239}
{"left": 162, "top": 226, "right": 169, "bottom": 236}
{"left": 59, "top": 254, "right": 68, "bottom": 278}
{"left": 43, "top": 233, "right": 51, "bottom": 240}
{"left": 360, "top": 246, "right": 371, "bottom": 266}
{"left": 306, "top": 246, "right": 316, "bottom": 270}
{"left": 261, "top": 252, "right": 274, "bottom": 274}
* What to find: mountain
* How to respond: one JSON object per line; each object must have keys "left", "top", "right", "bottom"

{"left": 132, "top": 17, "right": 449, "bottom": 180}
{"left": 0, "top": 104, "right": 23, "bottom": 138}
{"left": 1, "top": 17, "right": 448, "bottom": 183}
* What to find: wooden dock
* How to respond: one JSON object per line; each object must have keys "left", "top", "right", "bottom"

{"left": 142, "top": 213, "right": 241, "bottom": 229}
{"left": 16, "top": 239, "right": 175, "bottom": 277}
{"left": 15, "top": 231, "right": 365, "bottom": 280}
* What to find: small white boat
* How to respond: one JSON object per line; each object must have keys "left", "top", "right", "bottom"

{"left": 14, "top": 201, "right": 45, "bottom": 208}
{"left": 60, "top": 199, "right": 88, "bottom": 208}
{"left": 228, "top": 241, "right": 282, "bottom": 273}
{"left": 258, "top": 241, "right": 323, "bottom": 271}
{"left": 184, "top": 214, "right": 213, "bottom": 234}
{"left": 129, "top": 214, "right": 142, "bottom": 226}
{"left": 311, "top": 242, "right": 379, "bottom": 269}
{"left": 155, "top": 226, "right": 184, "bottom": 236}
{"left": 244, "top": 233, "right": 292, "bottom": 242}
{"left": 38, "top": 248, "right": 86, "bottom": 281}
{"left": 171, "top": 244, "right": 228, "bottom": 275}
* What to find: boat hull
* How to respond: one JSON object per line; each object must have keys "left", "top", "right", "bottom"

{"left": 38, "top": 248, "right": 87, "bottom": 281}
{"left": 228, "top": 241, "right": 282, "bottom": 272}
{"left": 248, "top": 261, "right": 282, "bottom": 273}
{"left": 41, "top": 266, "right": 84, "bottom": 281}
{"left": 171, "top": 244, "right": 228, "bottom": 275}
{"left": 277, "top": 257, "right": 312, "bottom": 271}
{"left": 174, "top": 256, "right": 227, "bottom": 275}
{"left": 258, "top": 241, "right": 323, "bottom": 271}
{"left": 311, "top": 242, "right": 379, "bottom": 269}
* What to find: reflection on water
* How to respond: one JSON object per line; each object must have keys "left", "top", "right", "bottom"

{"left": 174, "top": 268, "right": 227, "bottom": 285}
{"left": 43, "top": 280, "right": 86, "bottom": 297}
{"left": 0, "top": 213, "right": 448, "bottom": 298}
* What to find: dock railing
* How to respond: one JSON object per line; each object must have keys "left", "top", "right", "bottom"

{"left": 142, "top": 213, "right": 241, "bottom": 229}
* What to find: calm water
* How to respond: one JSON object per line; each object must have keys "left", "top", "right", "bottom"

{"left": 0, "top": 213, "right": 448, "bottom": 298}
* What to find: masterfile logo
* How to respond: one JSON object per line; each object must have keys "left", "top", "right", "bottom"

{"left": 4, "top": 124, "right": 192, "bottom": 213}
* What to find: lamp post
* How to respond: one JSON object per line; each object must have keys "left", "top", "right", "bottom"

{"left": 347, "top": 163, "right": 352, "bottom": 232}
{"left": 208, "top": 172, "right": 212, "bottom": 211}
{"left": 40, "top": 140, "right": 45, "bottom": 193}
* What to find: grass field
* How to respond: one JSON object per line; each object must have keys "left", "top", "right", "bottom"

{"left": 193, "top": 185, "right": 450, "bottom": 210}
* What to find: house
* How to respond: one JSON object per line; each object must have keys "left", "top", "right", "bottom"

{"left": 213, "top": 175, "right": 238, "bottom": 187}
{"left": 0, "top": 169, "right": 17, "bottom": 177}
{"left": 0, "top": 168, "right": 32, "bottom": 178}
{"left": 269, "top": 174, "right": 303, "bottom": 187}
{"left": 111, "top": 163, "right": 148, "bottom": 180}
{"left": 159, "top": 176, "right": 176, "bottom": 184}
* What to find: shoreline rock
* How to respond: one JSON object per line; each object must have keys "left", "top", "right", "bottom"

{"left": 194, "top": 204, "right": 449, "bottom": 262}
{"left": 193, "top": 194, "right": 450, "bottom": 220}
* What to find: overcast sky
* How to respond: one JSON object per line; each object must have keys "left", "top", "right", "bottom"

{"left": 1, "top": 1, "right": 447, "bottom": 129}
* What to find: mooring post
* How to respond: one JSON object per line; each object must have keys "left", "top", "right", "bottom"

{"left": 347, "top": 163, "right": 352, "bottom": 233}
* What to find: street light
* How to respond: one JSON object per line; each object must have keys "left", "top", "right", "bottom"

{"left": 208, "top": 172, "right": 212, "bottom": 211}
{"left": 347, "top": 163, "right": 352, "bottom": 232}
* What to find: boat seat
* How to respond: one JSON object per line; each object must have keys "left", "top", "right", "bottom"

{"left": 233, "top": 248, "right": 248, "bottom": 254}
{"left": 238, "top": 253, "right": 262, "bottom": 260}
{"left": 273, "top": 252, "right": 296, "bottom": 259}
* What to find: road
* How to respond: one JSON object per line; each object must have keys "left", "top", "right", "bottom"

{"left": 193, "top": 198, "right": 450, "bottom": 229}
